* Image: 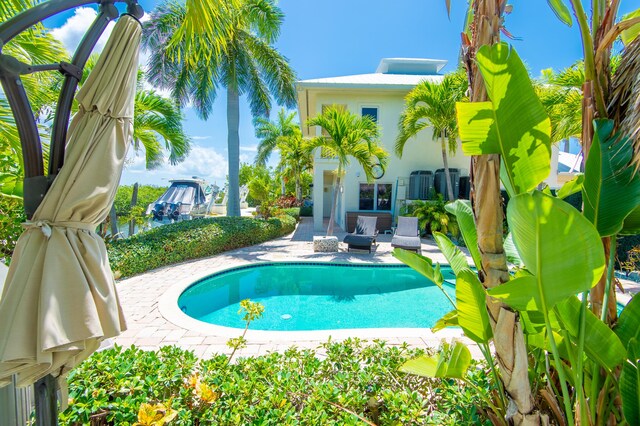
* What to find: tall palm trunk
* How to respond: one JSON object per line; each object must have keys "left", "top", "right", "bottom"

{"left": 441, "top": 131, "right": 455, "bottom": 200}
{"left": 295, "top": 173, "right": 302, "bottom": 202}
{"left": 109, "top": 204, "right": 119, "bottom": 238}
{"left": 227, "top": 87, "right": 241, "bottom": 217}
{"left": 327, "top": 171, "right": 341, "bottom": 236}
{"left": 128, "top": 182, "right": 139, "bottom": 237}
{"left": 464, "top": 1, "right": 540, "bottom": 423}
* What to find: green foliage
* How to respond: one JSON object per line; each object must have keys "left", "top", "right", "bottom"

{"left": 402, "top": 196, "right": 459, "bottom": 238}
{"left": 61, "top": 339, "right": 495, "bottom": 425}
{"left": 444, "top": 200, "right": 481, "bottom": 269}
{"left": 107, "top": 216, "right": 295, "bottom": 278}
{"left": 113, "top": 185, "right": 167, "bottom": 217}
{"left": 618, "top": 235, "right": 640, "bottom": 272}
{"left": 616, "top": 295, "right": 640, "bottom": 423}
{"left": 582, "top": 120, "right": 640, "bottom": 237}
{"left": 281, "top": 207, "right": 300, "bottom": 221}
{"left": 395, "top": 70, "right": 467, "bottom": 182}
{"left": 489, "top": 191, "right": 605, "bottom": 311}
{"left": 400, "top": 341, "right": 471, "bottom": 380}
{"left": 456, "top": 42, "right": 551, "bottom": 195}
{"left": 0, "top": 196, "right": 25, "bottom": 264}
{"left": 299, "top": 205, "right": 312, "bottom": 217}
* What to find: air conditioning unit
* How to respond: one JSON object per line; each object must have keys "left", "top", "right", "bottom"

{"left": 434, "top": 168, "right": 460, "bottom": 200}
{"left": 408, "top": 170, "right": 433, "bottom": 200}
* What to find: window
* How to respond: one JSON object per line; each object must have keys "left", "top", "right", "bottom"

{"left": 359, "top": 183, "right": 392, "bottom": 211}
{"left": 361, "top": 107, "right": 378, "bottom": 123}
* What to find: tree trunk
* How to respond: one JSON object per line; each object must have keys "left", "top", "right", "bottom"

{"left": 463, "top": 1, "right": 541, "bottom": 423}
{"left": 109, "top": 204, "right": 118, "bottom": 238}
{"left": 327, "top": 172, "right": 340, "bottom": 236}
{"left": 227, "top": 87, "right": 241, "bottom": 217}
{"left": 128, "top": 182, "right": 138, "bottom": 237}
{"left": 441, "top": 132, "right": 455, "bottom": 201}
{"left": 295, "top": 175, "right": 302, "bottom": 202}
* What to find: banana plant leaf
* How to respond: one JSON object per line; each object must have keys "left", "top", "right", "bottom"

{"left": 582, "top": 120, "right": 640, "bottom": 237}
{"left": 503, "top": 233, "right": 523, "bottom": 267}
{"left": 615, "top": 294, "right": 640, "bottom": 348}
{"left": 546, "top": 0, "right": 572, "bottom": 26}
{"left": 620, "top": 206, "right": 640, "bottom": 236}
{"left": 620, "top": 8, "right": 640, "bottom": 45}
{"left": 556, "top": 174, "right": 584, "bottom": 199}
{"left": 489, "top": 191, "right": 605, "bottom": 311}
{"left": 432, "top": 309, "right": 458, "bottom": 333}
{"left": 444, "top": 200, "right": 482, "bottom": 270}
{"left": 456, "top": 42, "right": 551, "bottom": 195}
{"left": 392, "top": 249, "right": 444, "bottom": 287}
{"left": 456, "top": 269, "right": 492, "bottom": 344}
{"left": 620, "top": 338, "right": 639, "bottom": 424}
{"left": 400, "top": 341, "right": 471, "bottom": 379}
{"left": 555, "top": 296, "right": 626, "bottom": 371}
{"left": 433, "top": 232, "right": 470, "bottom": 275}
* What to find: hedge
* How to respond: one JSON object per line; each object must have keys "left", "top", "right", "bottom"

{"left": 107, "top": 216, "right": 296, "bottom": 278}
{"left": 60, "top": 340, "right": 494, "bottom": 425}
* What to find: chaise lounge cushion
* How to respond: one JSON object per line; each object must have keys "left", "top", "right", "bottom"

{"left": 391, "top": 235, "right": 421, "bottom": 251}
{"left": 343, "top": 216, "right": 378, "bottom": 252}
{"left": 343, "top": 234, "right": 375, "bottom": 251}
{"left": 391, "top": 216, "right": 421, "bottom": 252}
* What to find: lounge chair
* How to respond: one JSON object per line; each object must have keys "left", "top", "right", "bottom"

{"left": 343, "top": 215, "right": 378, "bottom": 253}
{"left": 391, "top": 216, "right": 421, "bottom": 253}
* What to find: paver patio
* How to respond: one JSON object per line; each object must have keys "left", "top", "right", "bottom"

{"left": 111, "top": 217, "right": 639, "bottom": 359}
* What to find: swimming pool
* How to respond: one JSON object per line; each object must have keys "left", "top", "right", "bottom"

{"left": 178, "top": 262, "right": 456, "bottom": 331}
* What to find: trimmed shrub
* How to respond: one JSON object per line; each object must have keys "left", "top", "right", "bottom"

{"left": 281, "top": 207, "right": 300, "bottom": 220}
{"left": 300, "top": 205, "right": 313, "bottom": 217}
{"left": 107, "top": 216, "right": 296, "bottom": 278}
{"left": 60, "top": 340, "right": 494, "bottom": 425}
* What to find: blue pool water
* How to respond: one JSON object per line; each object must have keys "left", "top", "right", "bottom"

{"left": 178, "top": 262, "right": 456, "bottom": 331}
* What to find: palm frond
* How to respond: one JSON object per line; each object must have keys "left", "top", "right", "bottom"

{"left": 609, "top": 35, "right": 640, "bottom": 169}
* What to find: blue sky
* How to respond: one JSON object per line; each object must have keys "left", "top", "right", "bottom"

{"left": 43, "top": 1, "right": 635, "bottom": 187}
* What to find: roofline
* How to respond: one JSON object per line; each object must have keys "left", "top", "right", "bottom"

{"left": 295, "top": 82, "right": 431, "bottom": 91}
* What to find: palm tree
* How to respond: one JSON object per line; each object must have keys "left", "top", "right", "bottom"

{"left": 255, "top": 109, "right": 313, "bottom": 201}
{"left": 81, "top": 56, "right": 191, "bottom": 170}
{"left": 538, "top": 64, "right": 584, "bottom": 147}
{"left": 307, "top": 106, "right": 389, "bottom": 236}
{"left": 396, "top": 71, "right": 467, "bottom": 200}
{"left": 143, "top": 0, "right": 297, "bottom": 216}
{"left": 132, "top": 89, "right": 191, "bottom": 169}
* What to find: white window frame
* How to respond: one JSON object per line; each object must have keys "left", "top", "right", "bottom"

{"left": 358, "top": 182, "right": 392, "bottom": 212}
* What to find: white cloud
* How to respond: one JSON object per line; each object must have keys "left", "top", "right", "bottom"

{"left": 191, "top": 136, "right": 212, "bottom": 141}
{"left": 121, "top": 144, "right": 229, "bottom": 186}
{"left": 240, "top": 145, "right": 258, "bottom": 152}
{"left": 50, "top": 8, "right": 115, "bottom": 55}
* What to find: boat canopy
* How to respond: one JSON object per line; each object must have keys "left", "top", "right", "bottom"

{"left": 153, "top": 180, "right": 206, "bottom": 207}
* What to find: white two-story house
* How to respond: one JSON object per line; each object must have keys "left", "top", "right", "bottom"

{"left": 296, "top": 58, "right": 562, "bottom": 232}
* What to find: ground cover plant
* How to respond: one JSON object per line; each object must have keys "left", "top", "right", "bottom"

{"left": 107, "top": 215, "right": 295, "bottom": 278}
{"left": 60, "top": 339, "right": 496, "bottom": 425}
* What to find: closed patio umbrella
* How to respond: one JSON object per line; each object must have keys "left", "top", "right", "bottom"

{"left": 0, "top": 14, "right": 141, "bottom": 387}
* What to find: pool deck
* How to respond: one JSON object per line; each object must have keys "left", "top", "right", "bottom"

{"left": 111, "top": 217, "right": 639, "bottom": 359}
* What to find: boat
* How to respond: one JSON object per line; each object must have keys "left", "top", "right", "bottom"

{"left": 147, "top": 179, "right": 219, "bottom": 221}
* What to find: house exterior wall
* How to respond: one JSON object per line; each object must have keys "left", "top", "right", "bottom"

{"left": 306, "top": 88, "right": 470, "bottom": 231}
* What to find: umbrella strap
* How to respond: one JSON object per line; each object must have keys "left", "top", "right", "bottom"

{"left": 23, "top": 220, "right": 96, "bottom": 238}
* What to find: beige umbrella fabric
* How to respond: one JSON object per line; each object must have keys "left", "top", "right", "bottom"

{"left": 0, "top": 15, "right": 141, "bottom": 387}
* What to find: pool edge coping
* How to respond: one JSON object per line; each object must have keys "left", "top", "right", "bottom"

{"left": 157, "top": 259, "right": 466, "bottom": 342}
